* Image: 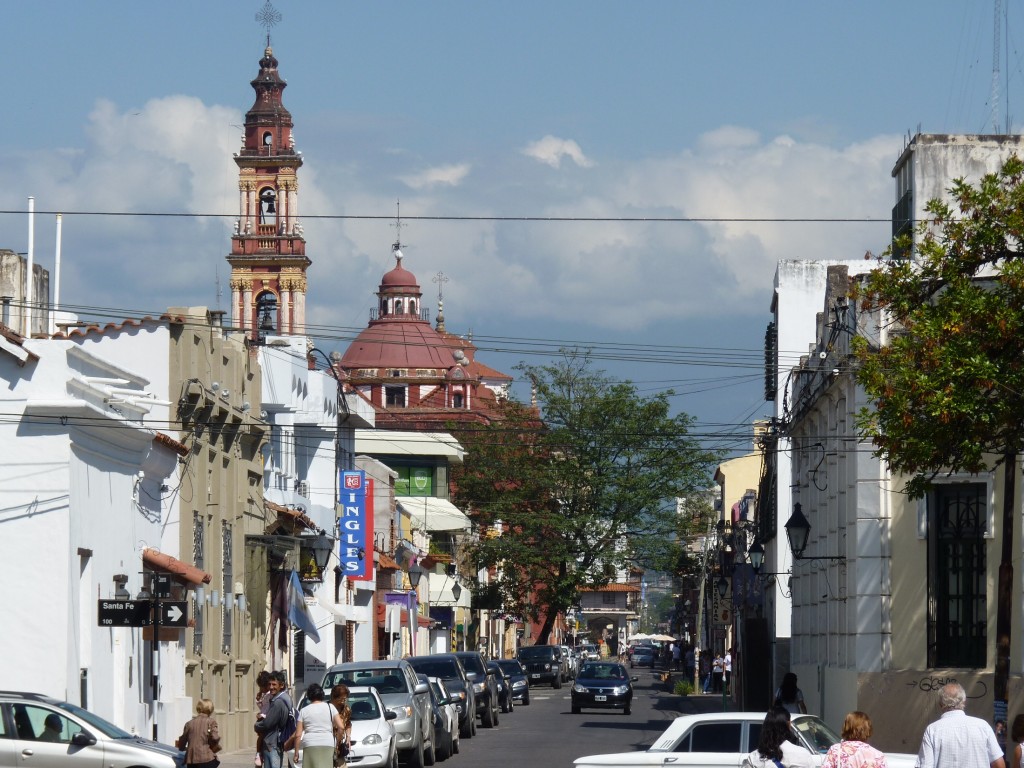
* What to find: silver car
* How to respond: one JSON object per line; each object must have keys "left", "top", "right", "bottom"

{"left": 0, "top": 691, "right": 183, "bottom": 768}
{"left": 323, "top": 660, "right": 434, "bottom": 768}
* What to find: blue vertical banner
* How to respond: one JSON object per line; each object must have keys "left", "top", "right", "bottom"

{"left": 340, "top": 470, "right": 373, "bottom": 581}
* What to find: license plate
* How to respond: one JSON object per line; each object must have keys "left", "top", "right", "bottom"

{"left": 595, "top": 695, "right": 607, "bottom": 701}
{"left": 531, "top": 673, "right": 541, "bottom": 678}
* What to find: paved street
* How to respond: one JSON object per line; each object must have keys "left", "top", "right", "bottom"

{"left": 216, "top": 668, "right": 729, "bottom": 768}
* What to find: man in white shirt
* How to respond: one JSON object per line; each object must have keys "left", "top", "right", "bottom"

{"left": 916, "top": 682, "right": 1005, "bottom": 768}
{"left": 723, "top": 648, "right": 733, "bottom": 693}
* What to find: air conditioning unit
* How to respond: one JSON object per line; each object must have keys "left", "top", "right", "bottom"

{"left": 297, "top": 481, "right": 309, "bottom": 497}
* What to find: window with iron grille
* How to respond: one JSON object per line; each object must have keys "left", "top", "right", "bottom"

{"left": 928, "top": 483, "right": 986, "bottom": 668}
{"left": 222, "top": 521, "right": 233, "bottom": 653}
{"left": 602, "top": 592, "right": 617, "bottom": 606}
{"left": 192, "top": 511, "right": 205, "bottom": 654}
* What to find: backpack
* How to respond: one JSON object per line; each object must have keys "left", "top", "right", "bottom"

{"left": 279, "top": 703, "right": 298, "bottom": 747}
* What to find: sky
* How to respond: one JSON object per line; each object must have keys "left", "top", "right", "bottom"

{"left": 1, "top": 1, "right": 1018, "bottom": 456}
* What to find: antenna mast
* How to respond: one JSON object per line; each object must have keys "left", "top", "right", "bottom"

{"left": 992, "top": 0, "right": 1003, "bottom": 133}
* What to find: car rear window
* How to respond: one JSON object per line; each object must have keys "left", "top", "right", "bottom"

{"left": 455, "top": 654, "right": 486, "bottom": 675}
{"left": 324, "top": 668, "right": 409, "bottom": 694}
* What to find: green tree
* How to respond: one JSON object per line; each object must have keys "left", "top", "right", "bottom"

{"left": 452, "top": 352, "right": 719, "bottom": 644}
{"left": 852, "top": 154, "right": 1024, "bottom": 718}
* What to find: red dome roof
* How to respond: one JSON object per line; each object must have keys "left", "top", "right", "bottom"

{"left": 380, "top": 263, "right": 419, "bottom": 291}
{"left": 339, "top": 320, "right": 458, "bottom": 370}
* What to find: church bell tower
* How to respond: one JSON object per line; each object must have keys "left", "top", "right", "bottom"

{"left": 227, "top": 43, "right": 310, "bottom": 338}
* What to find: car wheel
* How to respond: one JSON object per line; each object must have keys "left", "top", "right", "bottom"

{"left": 553, "top": 677, "right": 562, "bottom": 689}
{"left": 423, "top": 734, "right": 436, "bottom": 766}
{"left": 492, "top": 696, "right": 499, "bottom": 725}
{"left": 483, "top": 701, "right": 496, "bottom": 728}
{"left": 523, "top": 692, "right": 530, "bottom": 706}
{"left": 624, "top": 703, "right": 632, "bottom": 715}
{"left": 406, "top": 738, "right": 425, "bottom": 768}
{"left": 452, "top": 733, "right": 460, "bottom": 755}
{"left": 571, "top": 703, "right": 581, "bottom": 714}
{"left": 470, "top": 715, "right": 477, "bottom": 736}
{"left": 459, "top": 716, "right": 473, "bottom": 739}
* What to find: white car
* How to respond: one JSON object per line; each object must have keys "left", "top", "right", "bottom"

{"left": 574, "top": 712, "right": 917, "bottom": 768}
{"left": 347, "top": 687, "right": 399, "bottom": 768}
{"left": 426, "top": 676, "right": 460, "bottom": 759}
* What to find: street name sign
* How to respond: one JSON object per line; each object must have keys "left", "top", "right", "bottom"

{"left": 98, "top": 600, "right": 152, "bottom": 627}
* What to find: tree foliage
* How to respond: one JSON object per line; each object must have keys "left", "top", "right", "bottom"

{"left": 451, "top": 352, "right": 719, "bottom": 643}
{"left": 852, "top": 155, "right": 1024, "bottom": 498}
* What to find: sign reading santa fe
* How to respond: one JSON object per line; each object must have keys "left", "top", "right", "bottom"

{"left": 340, "top": 470, "right": 374, "bottom": 581}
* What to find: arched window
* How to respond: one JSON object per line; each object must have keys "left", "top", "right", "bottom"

{"left": 380, "top": 298, "right": 388, "bottom": 316}
{"left": 453, "top": 393, "right": 464, "bottom": 408}
{"left": 408, "top": 299, "right": 417, "bottom": 316}
{"left": 256, "top": 291, "right": 278, "bottom": 333}
{"left": 395, "top": 299, "right": 404, "bottom": 315}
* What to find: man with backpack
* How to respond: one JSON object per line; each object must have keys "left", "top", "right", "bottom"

{"left": 254, "top": 671, "right": 295, "bottom": 768}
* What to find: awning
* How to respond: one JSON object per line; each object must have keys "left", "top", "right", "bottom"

{"left": 356, "top": 429, "right": 465, "bottom": 463}
{"left": 142, "top": 548, "right": 212, "bottom": 586}
{"left": 375, "top": 603, "right": 432, "bottom": 628}
{"left": 397, "top": 497, "right": 471, "bottom": 532}
{"left": 375, "top": 551, "right": 402, "bottom": 570}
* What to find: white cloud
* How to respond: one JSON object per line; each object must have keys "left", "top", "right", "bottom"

{"left": 0, "top": 96, "right": 900, "bottom": 341}
{"left": 522, "top": 135, "right": 594, "bottom": 169}
{"left": 399, "top": 163, "right": 471, "bottom": 190}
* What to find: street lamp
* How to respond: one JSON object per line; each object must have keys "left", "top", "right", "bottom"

{"left": 300, "top": 533, "right": 335, "bottom": 581}
{"left": 784, "top": 503, "right": 845, "bottom": 562}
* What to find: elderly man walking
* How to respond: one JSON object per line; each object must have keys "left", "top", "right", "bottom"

{"left": 916, "top": 682, "right": 1005, "bottom": 768}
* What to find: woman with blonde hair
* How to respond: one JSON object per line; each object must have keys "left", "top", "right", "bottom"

{"left": 176, "top": 699, "right": 221, "bottom": 768}
{"left": 822, "top": 711, "right": 887, "bottom": 768}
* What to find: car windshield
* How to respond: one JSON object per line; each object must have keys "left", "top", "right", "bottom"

{"left": 409, "top": 659, "right": 460, "bottom": 679}
{"left": 348, "top": 692, "right": 382, "bottom": 721}
{"left": 496, "top": 660, "right": 524, "bottom": 675}
{"left": 53, "top": 700, "right": 134, "bottom": 739}
{"left": 456, "top": 654, "right": 485, "bottom": 675}
{"left": 324, "top": 668, "right": 408, "bottom": 694}
{"left": 518, "top": 647, "right": 553, "bottom": 660}
{"left": 580, "top": 664, "right": 626, "bottom": 680}
{"left": 792, "top": 716, "right": 841, "bottom": 754}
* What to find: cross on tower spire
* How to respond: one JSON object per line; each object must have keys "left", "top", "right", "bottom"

{"left": 255, "top": 0, "right": 282, "bottom": 47}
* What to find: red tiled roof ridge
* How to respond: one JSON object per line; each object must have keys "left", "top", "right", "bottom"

{"left": 52, "top": 313, "right": 187, "bottom": 340}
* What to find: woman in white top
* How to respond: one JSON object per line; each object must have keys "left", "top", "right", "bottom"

{"left": 775, "top": 672, "right": 808, "bottom": 715}
{"left": 742, "top": 707, "right": 815, "bottom": 768}
{"left": 293, "top": 684, "right": 344, "bottom": 768}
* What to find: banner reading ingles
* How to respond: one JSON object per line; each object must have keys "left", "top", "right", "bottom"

{"left": 340, "top": 470, "right": 374, "bottom": 581}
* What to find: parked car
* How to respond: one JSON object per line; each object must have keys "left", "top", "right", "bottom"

{"left": 571, "top": 661, "right": 637, "bottom": 715}
{"left": 0, "top": 690, "right": 184, "bottom": 768}
{"left": 573, "top": 711, "right": 918, "bottom": 768}
{"left": 425, "top": 676, "right": 460, "bottom": 760}
{"left": 558, "top": 645, "right": 577, "bottom": 680}
{"left": 341, "top": 687, "right": 399, "bottom": 768}
{"left": 577, "top": 643, "right": 599, "bottom": 661}
{"left": 487, "top": 661, "right": 515, "bottom": 713}
{"left": 322, "top": 659, "right": 434, "bottom": 768}
{"left": 453, "top": 651, "right": 500, "bottom": 728}
{"left": 493, "top": 658, "right": 530, "bottom": 705}
{"left": 416, "top": 675, "right": 456, "bottom": 763}
{"left": 629, "top": 645, "right": 657, "bottom": 668}
{"left": 406, "top": 653, "right": 476, "bottom": 739}
{"left": 517, "top": 644, "right": 564, "bottom": 689}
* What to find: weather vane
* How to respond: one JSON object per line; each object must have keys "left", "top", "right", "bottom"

{"left": 255, "top": 1, "right": 282, "bottom": 47}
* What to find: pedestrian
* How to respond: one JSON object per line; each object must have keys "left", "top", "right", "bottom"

{"left": 254, "top": 672, "right": 289, "bottom": 768}
{"left": 822, "top": 711, "right": 887, "bottom": 768}
{"left": 254, "top": 670, "right": 272, "bottom": 767}
{"left": 292, "top": 684, "right": 345, "bottom": 768}
{"left": 672, "top": 641, "right": 682, "bottom": 671}
{"left": 916, "top": 682, "right": 1005, "bottom": 768}
{"left": 712, "top": 651, "right": 724, "bottom": 692}
{"left": 724, "top": 647, "right": 733, "bottom": 693}
{"left": 330, "top": 684, "right": 353, "bottom": 761}
{"left": 700, "top": 652, "right": 712, "bottom": 693}
{"left": 1009, "top": 714, "right": 1024, "bottom": 768}
{"left": 742, "top": 706, "right": 814, "bottom": 768}
{"left": 775, "top": 672, "right": 808, "bottom": 715}
{"left": 176, "top": 698, "right": 221, "bottom": 768}
{"left": 684, "top": 645, "right": 696, "bottom": 684}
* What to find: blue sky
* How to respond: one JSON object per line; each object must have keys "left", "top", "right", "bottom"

{"left": 1, "top": 1, "right": 1016, "bottom": 454}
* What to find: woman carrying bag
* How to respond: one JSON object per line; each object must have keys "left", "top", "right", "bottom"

{"left": 176, "top": 699, "right": 221, "bottom": 768}
{"left": 292, "top": 684, "right": 346, "bottom": 768}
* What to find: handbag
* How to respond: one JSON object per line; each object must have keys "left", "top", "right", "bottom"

{"left": 207, "top": 721, "right": 222, "bottom": 754}
{"left": 333, "top": 739, "right": 350, "bottom": 767}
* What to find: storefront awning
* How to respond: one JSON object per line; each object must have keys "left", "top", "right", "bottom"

{"left": 142, "top": 548, "right": 212, "bottom": 586}
{"left": 375, "top": 603, "right": 432, "bottom": 628}
{"left": 397, "top": 497, "right": 471, "bottom": 532}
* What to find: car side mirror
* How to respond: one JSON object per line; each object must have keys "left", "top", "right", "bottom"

{"left": 414, "top": 682, "right": 429, "bottom": 694}
{"left": 486, "top": 668, "right": 497, "bottom": 676}
{"left": 385, "top": 710, "right": 398, "bottom": 721}
{"left": 72, "top": 732, "right": 98, "bottom": 747}
{"left": 465, "top": 672, "right": 478, "bottom": 681}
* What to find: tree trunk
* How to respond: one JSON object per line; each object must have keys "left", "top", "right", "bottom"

{"left": 995, "top": 452, "right": 1016, "bottom": 726}
{"left": 536, "top": 611, "right": 555, "bottom": 645}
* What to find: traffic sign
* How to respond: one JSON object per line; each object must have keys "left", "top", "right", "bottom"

{"left": 98, "top": 600, "right": 152, "bottom": 627}
{"left": 153, "top": 573, "right": 173, "bottom": 598}
{"left": 159, "top": 601, "right": 189, "bottom": 628}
